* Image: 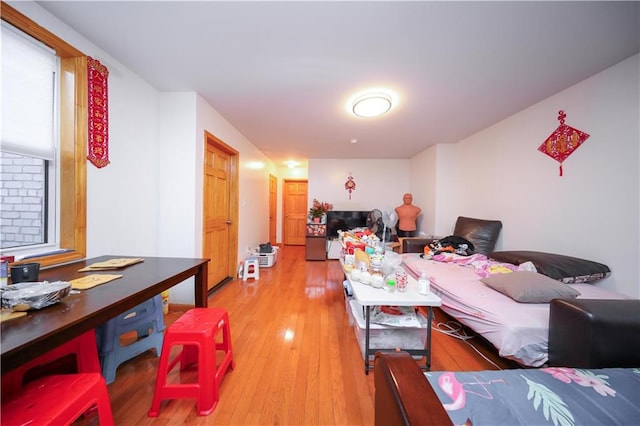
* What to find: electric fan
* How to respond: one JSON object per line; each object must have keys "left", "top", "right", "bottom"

{"left": 381, "top": 210, "right": 398, "bottom": 243}
{"left": 366, "top": 209, "right": 384, "bottom": 240}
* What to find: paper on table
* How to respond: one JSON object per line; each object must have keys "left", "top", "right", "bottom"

{"left": 0, "top": 310, "right": 27, "bottom": 323}
{"left": 78, "top": 258, "right": 143, "bottom": 272}
{"left": 370, "top": 305, "right": 423, "bottom": 328}
{"left": 70, "top": 274, "right": 123, "bottom": 290}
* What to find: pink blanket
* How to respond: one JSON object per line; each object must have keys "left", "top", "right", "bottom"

{"left": 401, "top": 253, "right": 627, "bottom": 366}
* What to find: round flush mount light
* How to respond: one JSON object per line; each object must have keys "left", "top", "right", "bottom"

{"left": 351, "top": 93, "right": 392, "bottom": 117}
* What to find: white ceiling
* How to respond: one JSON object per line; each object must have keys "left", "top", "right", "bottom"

{"left": 34, "top": 1, "right": 639, "bottom": 167}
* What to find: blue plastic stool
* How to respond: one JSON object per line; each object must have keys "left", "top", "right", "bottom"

{"left": 96, "top": 295, "right": 165, "bottom": 384}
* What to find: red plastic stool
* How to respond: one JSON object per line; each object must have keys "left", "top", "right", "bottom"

{"left": 1, "top": 329, "right": 101, "bottom": 398}
{"left": 1, "top": 373, "right": 114, "bottom": 426}
{"left": 148, "top": 308, "right": 235, "bottom": 417}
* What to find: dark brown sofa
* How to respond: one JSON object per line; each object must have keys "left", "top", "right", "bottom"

{"left": 374, "top": 351, "right": 452, "bottom": 426}
{"left": 548, "top": 298, "right": 640, "bottom": 368}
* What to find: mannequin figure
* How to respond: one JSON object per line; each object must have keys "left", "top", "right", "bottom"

{"left": 395, "top": 193, "right": 421, "bottom": 237}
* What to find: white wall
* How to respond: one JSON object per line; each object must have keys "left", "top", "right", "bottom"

{"left": 407, "top": 147, "right": 435, "bottom": 234}
{"left": 157, "top": 92, "right": 197, "bottom": 260}
{"left": 155, "top": 93, "right": 198, "bottom": 302}
{"left": 423, "top": 55, "right": 639, "bottom": 297}
{"left": 85, "top": 64, "right": 161, "bottom": 257}
{"left": 308, "top": 159, "right": 410, "bottom": 216}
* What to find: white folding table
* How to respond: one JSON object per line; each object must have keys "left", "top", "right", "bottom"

{"left": 346, "top": 272, "right": 442, "bottom": 374}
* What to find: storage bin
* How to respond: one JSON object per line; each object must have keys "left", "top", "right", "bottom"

{"left": 348, "top": 299, "right": 427, "bottom": 360}
{"left": 255, "top": 246, "right": 278, "bottom": 268}
{"left": 343, "top": 280, "right": 355, "bottom": 325}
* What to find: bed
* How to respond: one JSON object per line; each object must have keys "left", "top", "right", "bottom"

{"left": 374, "top": 351, "right": 640, "bottom": 426}
{"left": 399, "top": 216, "right": 625, "bottom": 367}
{"left": 402, "top": 252, "right": 625, "bottom": 367}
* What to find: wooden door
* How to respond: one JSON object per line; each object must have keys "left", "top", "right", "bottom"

{"left": 203, "top": 132, "right": 238, "bottom": 291}
{"left": 282, "top": 179, "right": 307, "bottom": 245}
{"left": 269, "top": 174, "right": 277, "bottom": 245}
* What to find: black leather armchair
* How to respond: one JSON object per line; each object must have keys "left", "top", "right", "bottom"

{"left": 548, "top": 298, "right": 640, "bottom": 368}
{"left": 400, "top": 216, "right": 502, "bottom": 255}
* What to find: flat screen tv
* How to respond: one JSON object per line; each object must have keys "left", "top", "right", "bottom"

{"left": 326, "top": 211, "right": 370, "bottom": 239}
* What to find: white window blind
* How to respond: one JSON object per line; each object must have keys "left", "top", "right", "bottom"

{"left": 1, "top": 21, "right": 57, "bottom": 160}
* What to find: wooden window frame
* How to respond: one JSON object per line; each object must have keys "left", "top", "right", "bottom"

{"left": 2, "top": 2, "right": 86, "bottom": 267}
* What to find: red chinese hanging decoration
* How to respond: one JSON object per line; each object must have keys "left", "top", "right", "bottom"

{"left": 538, "top": 110, "right": 589, "bottom": 176}
{"left": 345, "top": 173, "right": 356, "bottom": 199}
{"left": 87, "top": 56, "right": 110, "bottom": 168}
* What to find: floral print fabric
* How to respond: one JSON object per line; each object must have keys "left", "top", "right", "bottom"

{"left": 425, "top": 367, "right": 640, "bottom": 426}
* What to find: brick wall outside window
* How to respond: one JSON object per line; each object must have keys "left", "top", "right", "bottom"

{"left": 0, "top": 152, "right": 45, "bottom": 249}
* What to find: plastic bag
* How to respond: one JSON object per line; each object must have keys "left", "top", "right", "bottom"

{"left": 382, "top": 251, "right": 402, "bottom": 275}
{"left": 1, "top": 281, "right": 70, "bottom": 311}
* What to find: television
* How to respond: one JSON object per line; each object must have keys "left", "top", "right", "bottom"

{"left": 326, "top": 211, "right": 370, "bottom": 239}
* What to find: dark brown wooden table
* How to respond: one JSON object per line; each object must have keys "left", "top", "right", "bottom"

{"left": 1, "top": 255, "right": 209, "bottom": 375}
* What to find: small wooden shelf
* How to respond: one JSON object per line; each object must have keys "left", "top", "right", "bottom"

{"left": 305, "top": 236, "right": 326, "bottom": 261}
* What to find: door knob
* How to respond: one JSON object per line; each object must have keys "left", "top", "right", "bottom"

{"left": 225, "top": 220, "right": 232, "bottom": 224}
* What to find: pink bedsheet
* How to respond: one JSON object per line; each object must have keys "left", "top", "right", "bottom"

{"left": 402, "top": 254, "right": 627, "bottom": 367}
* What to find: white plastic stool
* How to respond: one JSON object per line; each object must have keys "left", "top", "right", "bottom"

{"left": 243, "top": 257, "right": 259, "bottom": 281}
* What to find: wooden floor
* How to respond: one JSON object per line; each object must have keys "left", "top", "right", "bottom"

{"left": 98, "top": 245, "right": 517, "bottom": 425}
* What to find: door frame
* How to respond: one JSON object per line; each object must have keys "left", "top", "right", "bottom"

{"left": 202, "top": 130, "right": 239, "bottom": 288}
{"left": 269, "top": 174, "right": 277, "bottom": 245}
{"left": 282, "top": 178, "right": 308, "bottom": 245}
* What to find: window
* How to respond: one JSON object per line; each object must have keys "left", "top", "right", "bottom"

{"left": 1, "top": 21, "right": 57, "bottom": 251}
{"left": 0, "top": 153, "right": 50, "bottom": 249}
{"left": 1, "top": 3, "right": 86, "bottom": 267}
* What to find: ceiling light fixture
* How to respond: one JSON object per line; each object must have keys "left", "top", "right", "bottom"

{"left": 352, "top": 93, "right": 392, "bottom": 118}
{"left": 247, "top": 161, "right": 265, "bottom": 169}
